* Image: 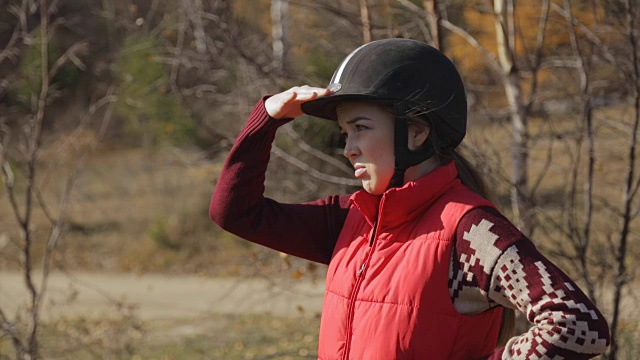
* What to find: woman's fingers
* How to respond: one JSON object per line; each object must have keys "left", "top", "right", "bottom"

{"left": 265, "top": 86, "right": 333, "bottom": 119}
{"left": 294, "top": 86, "right": 332, "bottom": 100}
{"left": 265, "top": 90, "right": 296, "bottom": 118}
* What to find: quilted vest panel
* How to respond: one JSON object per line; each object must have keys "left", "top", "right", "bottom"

{"left": 317, "top": 179, "right": 503, "bottom": 360}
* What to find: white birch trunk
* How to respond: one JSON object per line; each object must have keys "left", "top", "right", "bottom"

{"left": 359, "top": 0, "right": 372, "bottom": 43}
{"left": 271, "top": 0, "right": 290, "bottom": 76}
{"left": 493, "top": 0, "right": 532, "bottom": 236}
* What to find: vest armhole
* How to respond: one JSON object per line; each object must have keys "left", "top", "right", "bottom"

{"left": 438, "top": 185, "right": 496, "bottom": 243}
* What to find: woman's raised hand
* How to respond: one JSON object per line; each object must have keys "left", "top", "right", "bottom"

{"left": 265, "top": 86, "right": 333, "bottom": 119}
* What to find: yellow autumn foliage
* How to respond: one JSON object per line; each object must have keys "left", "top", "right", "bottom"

{"left": 445, "top": 0, "right": 619, "bottom": 107}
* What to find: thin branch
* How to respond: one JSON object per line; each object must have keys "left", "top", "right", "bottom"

{"left": 281, "top": 123, "right": 353, "bottom": 176}
{"left": 565, "top": 128, "right": 582, "bottom": 244}
{"left": 524, "top": 0, "right": 550, "bottom": 111}
{"left": 549, "top": 2, "right": 617, "bottom": 65}
{"left": 200, "top": 12, "right": 282, "bottom": 85}
{"left": 22, "top": 1, "right": 49, "bottom": 356}
{"left": 144, "top": 0, "right": 160, "bottom": 31}
{"left": 423, "top": 0, "right": 442, "bottom": 49}
{"left": 442, "top": 18, "right": 504, "bottom": 75}
{"left": 395, "top": 0, "right": 504, "bottom": 75}
{"left": 0, "top": 21, "right": 21, "bottom": 66}
{"left": 55, "top": 266, "right": 136, "bottom": 312}
{"left": 47, "top": 41, "right": 89, "bottom": 80}
{"left": 528, "top": 135, "right": 554, "bottom": 200}
{"left": 272, "top": 145, "right": 360, "bottom": 186}
{"left": 0, "top": 307, "right": 25, "bottom": 359}
{"left": 38, "top": 87, "right": 118, "bottom": 310}
{"left": 169, "top": 3, "right": 186, "bottom": 93}
{"left": 564, "top": 0, "right": 597, "bottom": 301}
{"left": 292, "top": 1, "right": 385, "bottom": 33}
{"left": 539, "top": 58, "right": 580, "bottom": 69}
{"left": 182, "top": 0, "right": 208, "bottom": 54}
{"left": 33, "top": 185, "right": 56, "bottom": 225}
{"left": 359, "top": 0, "right": 372, "bottom": 43}
{"left": 414, "top": 16, "right": 433, "bottom": 45}
{"left": 0, "top": 0, "right": 30, "bottom": 67}
{"left": 1, "top": 155, "right": 25, "bottom": 227}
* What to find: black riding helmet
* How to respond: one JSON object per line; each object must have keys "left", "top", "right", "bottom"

{"left": 301, "top": 38, "right": 467, "bottom": 188}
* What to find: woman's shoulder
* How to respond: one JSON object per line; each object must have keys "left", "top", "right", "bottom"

{"left": 457, "top": 206, "right": 524, "bottom": 245}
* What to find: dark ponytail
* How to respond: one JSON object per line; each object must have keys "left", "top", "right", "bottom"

{"left": 445, "top": 149, "right": 516, "bottom": 347}
{"left": 450, "top": 150, "right": 490, "bottom": 200}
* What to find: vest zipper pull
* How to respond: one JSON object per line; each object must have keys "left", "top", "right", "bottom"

{"left": 356, "top": 263, "right": 366, "bottom": 277}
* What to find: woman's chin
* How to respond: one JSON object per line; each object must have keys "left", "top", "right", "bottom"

{"left": 362, "top": 181, "right": 385, "bottom": 195}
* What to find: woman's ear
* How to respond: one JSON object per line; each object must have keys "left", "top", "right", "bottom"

{"left": 407, "top": 119, "right": 430, "bottom": 150}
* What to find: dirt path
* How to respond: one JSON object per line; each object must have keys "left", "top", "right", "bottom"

{"left": 0, "top": 271, "right": 325, "bottom": 321}
{"left": 2, "top": 270, "right": 637, "bottom": 326}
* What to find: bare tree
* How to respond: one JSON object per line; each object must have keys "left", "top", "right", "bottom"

{"left": 491, "top": 0, "right": 534, "bottom": 236}
{"left": 609, "top": 1, "right": 640, "bottom": 357}
{"left": 359, "top": 0, "right": 372, "bottom": 43}
{"left": 553, "top": 0, "right": 599, "bottom": 304}
{"left": 0, "top": 1, "right": 116, "bottom": 358}
{"left": 271, "top": 0, "right": 290, "bottom": 76}
{"left": 0, "top": 0, "right": 30, "bottom": 107}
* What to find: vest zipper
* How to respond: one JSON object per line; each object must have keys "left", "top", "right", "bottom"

{"left": 342, "top": 219, "right": 379, "bottom": 360}
{"left": 368, "top": 220, "right": 378, "bottom": 247}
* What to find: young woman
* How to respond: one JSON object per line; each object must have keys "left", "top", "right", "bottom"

{"left": 210, "top": 39, "right": 610, "bottom": 359}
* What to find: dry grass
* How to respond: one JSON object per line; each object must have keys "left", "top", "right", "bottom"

{"left": 0, "top": 313, "right": 321, "bottom": 360}
{"left": 0, "top": 142, "right": 323, "bottom": 278}
{"left": 1, "top": 144, "right": 227, "bottom": 274}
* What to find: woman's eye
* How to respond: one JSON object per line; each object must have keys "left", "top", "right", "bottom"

{"left": 355, "top": 125, "right": 368, "bottom": 131}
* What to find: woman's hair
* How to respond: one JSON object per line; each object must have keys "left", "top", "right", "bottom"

{"left": 449, "top": 150, "right": 516, "bottom": 346}
{"left": 449, "top": 150, "right": 489, "bottom": 199}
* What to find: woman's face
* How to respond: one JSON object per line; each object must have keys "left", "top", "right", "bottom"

{"left": 337, "top": 102, "right": 396, "bottom": 195}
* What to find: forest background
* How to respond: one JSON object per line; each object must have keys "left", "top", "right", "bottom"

{"left": 0, "top": 0, "right": 639, "bottom": 359}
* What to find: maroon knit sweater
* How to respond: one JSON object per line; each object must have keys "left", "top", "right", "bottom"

{"left": 210, "top": 98, "right": 610, "bottom": 359}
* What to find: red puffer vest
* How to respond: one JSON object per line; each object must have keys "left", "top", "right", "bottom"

{"left": 318, "top": 162, "right": 503, "bottom": 360}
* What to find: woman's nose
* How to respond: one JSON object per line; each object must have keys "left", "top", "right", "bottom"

{"left": 342, "top": 137, "right": 359, "bottom": 159}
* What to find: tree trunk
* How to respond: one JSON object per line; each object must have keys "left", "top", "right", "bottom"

{"left": 359, "top": 0, "right": 372, "bottom": 43}
{"left": 271, "top": 0, "right": 290, "bottom": 76}
{"left": 609, "top": 2, "right": 639, "bottom": 357}
{"left": 383, "top": 0, "right": 396, "bottom": 38}
{"left": 182, "top": 0, "right": 207, "bottom": 54}
{"left": 493, "top": 0, "right": 533, "bottom": 237}
{"left": 423, "top": 0, "right": 443, "bottom": 49}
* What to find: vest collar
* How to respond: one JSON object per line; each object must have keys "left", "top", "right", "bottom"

{"left": 350, "top": 161, "right": 460, "bottom": 228}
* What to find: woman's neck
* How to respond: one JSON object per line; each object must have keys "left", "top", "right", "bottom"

{"left": 403, "top": 156, "right": 441, "bottom": 184}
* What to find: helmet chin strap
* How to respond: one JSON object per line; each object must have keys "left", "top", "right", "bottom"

{"left": 387, "top": 114, "right": 436, "bottom": 189}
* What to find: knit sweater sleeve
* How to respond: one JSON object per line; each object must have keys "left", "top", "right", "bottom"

{"left": 209, "top": 97, "right": 351, "bottom": 264}
{"left": 452, "top": 207, "right": 610, "bottom": 359}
